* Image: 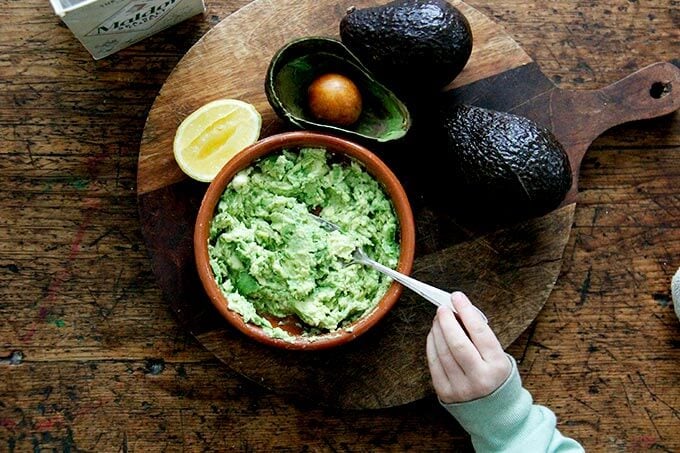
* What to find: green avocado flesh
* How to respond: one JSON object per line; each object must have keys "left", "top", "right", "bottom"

{"left": 208, "top": 148, "right": 400, "bottom": 340}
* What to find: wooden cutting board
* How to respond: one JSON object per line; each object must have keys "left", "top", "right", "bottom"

{"left": 137, "top": 0, "right": 679, "bottom": 409}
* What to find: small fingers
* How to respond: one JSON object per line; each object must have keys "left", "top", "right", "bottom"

{"left": 430, "top": 316, "right": 466, "bottom": 379}
{"left": 451, "top": 292, "right": 505, "bottom": 362}
{"left": 426, "top": 331, "right": 455, "bottom": 397}
{"left": 435, "top": 305, "right": 484, "bottom": 372}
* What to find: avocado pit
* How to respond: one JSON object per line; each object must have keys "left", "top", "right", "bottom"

{"left": 308, "top": 73, "right": 363, "bottom": 126}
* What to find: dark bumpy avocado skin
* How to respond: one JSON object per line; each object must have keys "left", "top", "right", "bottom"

{"left": 340, "top": 0, "right": 472, "bottom": 93}
{"left": 440, "top": 104, "right": 572, "bottom": 220}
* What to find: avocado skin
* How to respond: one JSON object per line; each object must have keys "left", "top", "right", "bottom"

{"left": 439, "top": 104, "right": 572, "bottom": 220}
{"left": 339, "top": 0, "right": 472, "bottom": 93}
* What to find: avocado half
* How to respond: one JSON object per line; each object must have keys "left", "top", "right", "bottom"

{"left": 265, "top": 37, "right": 411, "bottom": 143}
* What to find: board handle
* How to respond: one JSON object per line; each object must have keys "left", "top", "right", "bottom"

{"left": 560, "top": 62, "right": 679, "bottom": 203}
{"left": 595, "top": 62, "right": 679, "bottom": 128}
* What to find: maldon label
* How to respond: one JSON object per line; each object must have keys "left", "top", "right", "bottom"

{"left": 87, "top": 0, "right": 179, "bottom": 36}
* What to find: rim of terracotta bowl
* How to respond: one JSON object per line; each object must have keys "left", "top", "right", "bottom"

{"left": 194, "top": 131, "right": 415, "bottom": 351}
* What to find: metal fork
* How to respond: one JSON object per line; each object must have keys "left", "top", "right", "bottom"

{"left": 311, "top": 214, "right": 488, "bottom": 323}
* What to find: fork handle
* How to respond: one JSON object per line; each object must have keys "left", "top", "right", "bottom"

{"left": 361, "top": 257, "right": 456, "bottom": 309}
{"left": 358, "top": 256, "right": 489, "bottom": 323}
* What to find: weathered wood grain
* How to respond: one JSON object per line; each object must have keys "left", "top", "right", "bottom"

{"left": 0, "top": 0, "right": 678, "bottom": 450}
{"left": 472, "top": 1, "right": 679, "bottom": 92}
{"left": 0, "top": 360, "right": 472, "bottom": 451}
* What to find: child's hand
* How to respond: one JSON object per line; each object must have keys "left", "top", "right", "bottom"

{"left": 426, "top": 292, "right": 511, "bottom": 404}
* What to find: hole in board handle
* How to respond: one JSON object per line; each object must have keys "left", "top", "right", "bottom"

{"left": 650, "top": 81, "right": 672, "bottom": 99}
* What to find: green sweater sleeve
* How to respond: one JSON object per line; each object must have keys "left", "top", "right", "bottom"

{"left": 441, "top": 355, "right": 584, "bottom": 453}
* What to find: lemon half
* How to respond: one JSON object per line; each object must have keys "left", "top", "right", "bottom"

{"left": 173, "top": 99, "right": 262, "bottom": 182}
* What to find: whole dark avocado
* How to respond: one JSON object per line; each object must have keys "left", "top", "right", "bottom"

{"left": 339, "top": 0, "right": 472, "bottom": 93}
{"left": 438, "top": 104, "right": 572, "bottom": 220}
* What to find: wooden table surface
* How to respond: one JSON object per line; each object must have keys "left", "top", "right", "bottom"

{"left": 1, "top": 0, "right": 678, "bottom": 451}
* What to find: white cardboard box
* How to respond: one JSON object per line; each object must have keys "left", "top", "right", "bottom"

{"left": 50, "top": 0, "right": 206, "bottom": 60}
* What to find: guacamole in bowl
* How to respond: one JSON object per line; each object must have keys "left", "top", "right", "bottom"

{"left": 208, "top": 147, "right": 400, "bottom": 340}
{"left": 194, "top": 131, "right": 415, "bottom": 350}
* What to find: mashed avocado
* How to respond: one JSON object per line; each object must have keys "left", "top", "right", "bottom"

{"left": 208, "top": 147, "right": 400, "bottom": 340}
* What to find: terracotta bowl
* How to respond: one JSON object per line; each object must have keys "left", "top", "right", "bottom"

{"left": 194, "top": 131, "right": 415, "bottom": 350}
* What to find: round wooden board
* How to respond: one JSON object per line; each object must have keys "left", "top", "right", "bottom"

{"left": 137, "top": 0, "right": 573, "bottom": 408}
{"left": 137, "top": 0, "right": 680, "bottom": 409}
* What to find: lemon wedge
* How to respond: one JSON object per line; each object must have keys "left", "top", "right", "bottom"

{"left": 173, "top": 99, "right": 262, "bottom": 182}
